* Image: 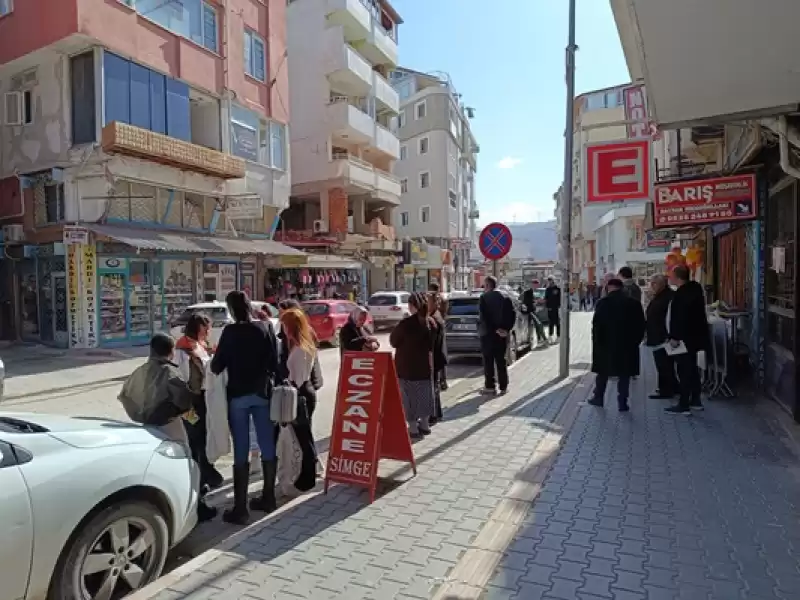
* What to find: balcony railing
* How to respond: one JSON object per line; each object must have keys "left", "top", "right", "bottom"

{"left": 101, "top": 122, "right": 245, "bottom": 179}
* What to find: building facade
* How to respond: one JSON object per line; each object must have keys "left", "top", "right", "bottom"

{"left": 0, "top": 0, "right": 294, "bottom": 347}
{"left": 391, "top": 67, "right": 479, "bottom": 291}
{"left": 285, "top": 0, "right": 403, "bottom": 294}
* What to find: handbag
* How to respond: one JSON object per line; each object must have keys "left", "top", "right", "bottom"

{"left": 270, "top": 382, "right": 298, "bottom": 424}
{"left": 276, "top": 424, "right": 303, "bottom": 497}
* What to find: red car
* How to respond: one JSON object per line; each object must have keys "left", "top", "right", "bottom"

{"left": 301, "top": 300, "right": 373, "bottom": 346}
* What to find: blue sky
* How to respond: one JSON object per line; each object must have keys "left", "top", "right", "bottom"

{"left": 391, "top": 0, "right": 630, "bottom": 224}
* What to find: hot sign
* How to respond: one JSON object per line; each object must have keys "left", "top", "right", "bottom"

{"left": 585, "top": 139, "right": 652, "bottom": 203}
{"left": 653, "top": 174, "right": 757, "bottom": 229}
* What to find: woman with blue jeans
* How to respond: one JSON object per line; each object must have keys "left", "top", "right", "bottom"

{"left": 210, "top": 290, "right": 279, "bottom": 524}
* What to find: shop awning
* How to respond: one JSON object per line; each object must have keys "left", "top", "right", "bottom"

{"left": 304, "top": 254, "right": 363, "bottom": 270}
{"left": 88, "top": 224, "right": 307, "bottom": 257}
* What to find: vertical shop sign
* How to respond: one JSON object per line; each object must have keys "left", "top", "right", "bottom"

{"left": 82, "top": 245, "right": 98, "bottom": 348}
{"left": 219, "top": 263, "right": 237, "bottom": 298}
{"left": 67, "top": 244, "right": 83, "bottom": 347}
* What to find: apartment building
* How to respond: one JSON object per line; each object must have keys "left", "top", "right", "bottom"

{"left": 0, "top": 0, "right": 294, "bottom": 348}
{"left": 555, "top": 84, "right": 668, "bottom": 286}
{"left": 286, "top": 0, "right": 403, "bottom": 292}
{"left": 391, "top": 67, "right": 479, "bottom": 290}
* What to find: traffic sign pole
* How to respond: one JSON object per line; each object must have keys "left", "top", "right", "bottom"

{"left": 559, "top": 0, "right": 577, "bottom": 379}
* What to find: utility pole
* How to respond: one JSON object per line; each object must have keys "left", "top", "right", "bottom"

{"left": 559, "top": 0, "right": 577, "bottom": 379}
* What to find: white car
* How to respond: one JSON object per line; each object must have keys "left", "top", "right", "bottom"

{"left": 0, "top": 412, "right": 199, "bottom": 600}
{"left": 367, "top": 291, "right": 411, "bottom": 329}
{"left": 0, "top": 357, "right": 5, "bottom": 401}
{"left": 169, "top": 301, "right": 279, "bottom": 345}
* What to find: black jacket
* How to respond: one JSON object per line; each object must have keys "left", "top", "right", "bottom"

{"left": 544, "top": 285, "right": 562, "bottom": 309}
{"left": 645, "top": 287, "right": 673, "bottom": 346}
{"left": 211, "top": 320, "right": 278, "bottom": 400}
{"left": 668, "top": 281, "right": 709, "bottom": 353}
{"left": 478, "top": 289, "right": 515, "bottom": 337}
{"left": 591, "top": 290, "right": 646, "bottom": 377}
{"left": 339, "top": 319, "right": 370, "bottom": 353}
{"left": 430, "top": 312, "right": 448, "bottom": 371}
{"left": 521, "top": 288, "right": 536, "bottom": 313}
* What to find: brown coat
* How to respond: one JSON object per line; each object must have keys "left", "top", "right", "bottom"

{"left": 390, "top": 314, "right": 434, "bottom": 381}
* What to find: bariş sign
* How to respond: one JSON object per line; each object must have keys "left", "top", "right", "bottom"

{"left": 325, "top": 352, "right": 416, "bottom": 502}
{"left": 478, "top": 222, "right": 513, "bottom": 261}
{"left": 653, "top": 173, "right": 757, "bottom": 229}
{"left": 585, "top": 139, "right": 651, "bottom": 203}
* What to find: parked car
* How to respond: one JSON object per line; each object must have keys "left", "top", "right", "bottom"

{"left": 0, "top": 412, "right": 199, "bottom": 600}
{"left": 302, "top": 299, "right": 373, "bottom": 346}
{"left": 0, "top": 357, "right": 5, "bottom": 401}
{"left": 367, "top": 291, "right": 410, "bottom": 329}
{"left": 169, "top": 301, "right": 279, "bottom": 345}
{"left": 444, "top": 291, "right": 533, "bottom": 364}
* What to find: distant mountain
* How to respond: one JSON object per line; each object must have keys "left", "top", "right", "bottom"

{"left": 506, "top": 221, "right": 557, "bottom": 260}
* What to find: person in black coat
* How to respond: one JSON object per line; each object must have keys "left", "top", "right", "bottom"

{"left": 589, "top": 278, "right": 646, "bottom": 411}
{"left": 665, "top": 265, "right": 709, "bottom": 414}
{"left": 521, "top": 280, "right": 548, "bottom": 347}
{"left": 427, "top": 292, "right": 448, "bottom": 423}
{"left": 479, "top": 276, "right": 516, "bottom": 394}
{"left": 544, "top": 277, "right": 562, "bottom": 339}
{"left": 645, "top": 274, "right": 677, "bottom": 399}
{"left": 339, "top": 306, "right": 379, "bottom": 353}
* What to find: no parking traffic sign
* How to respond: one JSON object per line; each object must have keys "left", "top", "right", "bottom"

{"left": 478, "top": 222, "right": 513, "bottom": 261}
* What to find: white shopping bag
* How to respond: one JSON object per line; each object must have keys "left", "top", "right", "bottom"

{"left": 276, "top": 424, "right": 303, "bottom": 497}
{"left": 204, "top": 366, "right": 231, "bottom": 463}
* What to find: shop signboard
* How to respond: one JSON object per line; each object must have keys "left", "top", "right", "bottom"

{"left": 218, "top": 263, "right": 237, "bottom": 298}
{"left": 67, "top": 244, "right": 83, "bottom": 347}
{"left": 585, "top": 139, "right": 652, "bottom": 203}
{"left": 225, "top": 197, "right": 263, "bottom": 220}
{"left": 63, "top": 226, "right": 89, "bottom": 245}
{"left": 82, "top": 244, "right": 98, "bottom": 348}
{"left": 410, "top": 242, "right": 428, "bottom": 266}
{"left": 645, "top": 230, "right": 674, "bottom": 251}
{"left": 653, "top": 174, "right": 757, "bottom": 229}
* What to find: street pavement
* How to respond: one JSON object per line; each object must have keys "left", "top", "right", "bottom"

{"left": 126, "top": 312, "right": 800, "bottom": 600}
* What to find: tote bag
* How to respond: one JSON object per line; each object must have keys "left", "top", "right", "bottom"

{"left": 276, "top": 424, "right": 303, "bottom": 497}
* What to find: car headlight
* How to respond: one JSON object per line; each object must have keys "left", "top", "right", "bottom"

{"left": 155, "top": 440, "right": 191, "bottom": 459}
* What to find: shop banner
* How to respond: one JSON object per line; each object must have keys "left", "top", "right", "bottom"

{"left": 82, "top": 244, "right": 98, "bottom": 348}
{"left": 325, "top": 352, "right": 416, "bottom": 503}
{"left": 646, "top": 230, "right": 674, "bottom": 251}
{"left": 410, "top": 242, "right": 428, "bottom": 266}
{"left": 653, "top": 174, "right": 757, "bottom": 229}
{"left": 67, "top": 244, "right": 83, "bottom": 348}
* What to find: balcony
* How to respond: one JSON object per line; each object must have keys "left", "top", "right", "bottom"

{"left": 101, "top": 122, "right": 245, "bottom": 179}
{"left": 330, "top": 152, "right": 375, "bottom": 191}
{"left": 373, "top": 71, "right": 400, "bottom": 114}
{"left": 326, "top": 0, "right": 371, "bottom": 42}
{"left": 353, "top": 22, "right": 399, "bottom": 68}
{"left": 374, "top": 123, "right": 400, "bottom": 159}
{"left": 327, "top": 98, "right": 375, "bottom": 144}
{"left": 326, "top": 42, "right": 373, "bottom": 96}
{"left": 375, "top": 168, "right": 401, "bottom": 201}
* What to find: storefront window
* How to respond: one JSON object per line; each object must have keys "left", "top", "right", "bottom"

{"left": 163, "top": 259, "right": 194, "bottom": 324}
{"left": 98, "top": 259, "right": 127, "bottom": 344}
{"left": 765, "top": 182, "right": 796, "bottom": 352}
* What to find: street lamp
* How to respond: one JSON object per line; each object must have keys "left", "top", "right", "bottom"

{"left": 558, "top": 0, "right": 577, "bottom": 379}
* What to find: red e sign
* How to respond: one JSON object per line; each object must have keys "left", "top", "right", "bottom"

{"left": 585, "top": 139, "right": 651, "bottom": 203}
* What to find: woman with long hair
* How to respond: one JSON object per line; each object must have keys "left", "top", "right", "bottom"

{"left": 340, "top": 305, "right": 379, "bottom": 352}
{"left": 390, "top": 292, "right": 436, "bottom": 439}
{"left": 279, "top": 308, "right": 319, "bottom": 492}
{"left": 210, "top": 290, "right": 278, "bottom": 524}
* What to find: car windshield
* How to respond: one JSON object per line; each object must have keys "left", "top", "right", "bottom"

{"left": 368, "top": 295, "right": 398, "bottom": 306}
{"left": 172, "top": 306, "right": 228, "bottom": 325}
{"left": 534, "top": 289, "right": 546, "bottom": 299}
{"left": 302, "top": 303, "right": 330, "bottom": 316}
{"left": 448, "top": 297, "right": 480, "bottom": 316}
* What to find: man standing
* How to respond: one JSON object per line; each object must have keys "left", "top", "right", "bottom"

{"left": 665, "top": 265, "right": 709, "bottom": 414}
{"left": 589, "top": 278, "right": 646, "bottom": 411}
{"left": 645, "top": 275, "right": 678, "bottom": 399}
{"left": 521, "top": 279, "right": 548, "bottom": 347}
{"left": 544, "top": 277, "right": 562, "bottom": 340}
{"left": 618, "top": 266, "right": 643, "bottom": 303}
{"left": 479, "top": 276, "right": 516, "bottom": 395}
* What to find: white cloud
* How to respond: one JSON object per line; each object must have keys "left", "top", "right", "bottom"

{"left": 497, "top": 157, "right": 522, "bottom": 170}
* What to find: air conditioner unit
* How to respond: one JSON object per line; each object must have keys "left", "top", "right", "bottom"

{"left": 312, "top": 219, "right": 329, "bottom": 234}
{"left": 2, "top": 224, "right": 25, "bottom": 244}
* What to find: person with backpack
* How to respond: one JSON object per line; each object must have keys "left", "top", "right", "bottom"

{"left": 210, "top": 291, "right": 279, "bottom": 524}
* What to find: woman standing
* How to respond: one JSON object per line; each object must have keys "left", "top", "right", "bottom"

{"left": 427, "top": 292, "right": 447, "bottom": 424}
{"left": 340, "top": 306, "right": 379, "bottom": 352}
{"left": 210, "top": 291, "right": 278, "bottom": 524}
{"left": 390, "top": 292, "right": 435, "bottom": 439}
{"left": 279, "top": 308, "right": 319, "bottom": 492}
{"left": 175, "top": 313, "right": 224, "bottom": 491}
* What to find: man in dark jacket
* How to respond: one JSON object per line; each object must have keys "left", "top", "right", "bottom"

{"left": 544, "top": 277, "right": 562, "bottom": 339}
{"left": 618, "top": 266, "right": 643, "bottom": 304}
{"left": 479, "top": 276, "right": 516, "bottom": 394}
{"left": 589, "top": 278, "right": 646, "bottom": 411}
{"left": 521, "top": 280, "right": 548, "bottom": 347}
{"left": 645, "top": 274, "right": 677, "bottom": 399}
{"left": 665, "top": 265, "right": 709, "bottom": 414}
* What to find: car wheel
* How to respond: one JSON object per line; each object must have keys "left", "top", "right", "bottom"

{"left": 507, "top": 333, "right": 517, "bottom": 365}
{"left": 329, "top": 328, "right": 342, "bottom": 347}
{"left": 49, "top": 501, "right": 169, "bottom": 600}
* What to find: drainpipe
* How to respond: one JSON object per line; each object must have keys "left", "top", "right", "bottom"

{"left": 777, "top": 116, "right": 800, "bottom": 179}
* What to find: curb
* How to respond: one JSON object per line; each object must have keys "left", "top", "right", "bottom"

{"left": 3, "top": 376, "right": 128, "bottom": 402}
